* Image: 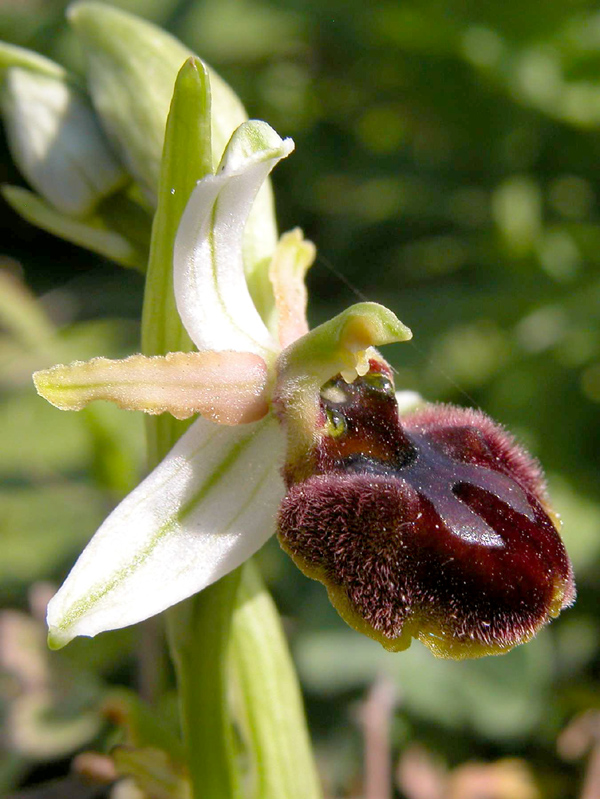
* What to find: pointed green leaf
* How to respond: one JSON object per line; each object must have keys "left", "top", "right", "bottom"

{"left": 141, "top": 56, "right": 212, "bottom": 463}
{"left": 142, "top": 57, "right": 211, "bottom": 358}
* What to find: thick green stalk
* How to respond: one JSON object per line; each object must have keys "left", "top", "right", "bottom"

{"left": 140, "top": 57, "right": 239, "bottom": 799}
{"left": 167, "top": 571, "right": 241, "bottom": 799}
{"left": 232, "top": 562, "right": 322, "bottom": 799}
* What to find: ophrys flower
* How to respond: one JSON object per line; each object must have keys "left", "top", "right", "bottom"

{"left": 34, "top": 119, "right": 574, "bottom": 659}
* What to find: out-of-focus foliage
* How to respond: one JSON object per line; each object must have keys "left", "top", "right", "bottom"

{"left": 1, "top": 1, "right": 599, "bottom": 797}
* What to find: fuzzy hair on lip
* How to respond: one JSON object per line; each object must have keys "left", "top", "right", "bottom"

{"left": 277, "top": 368, "right": 574, "bottom": 659}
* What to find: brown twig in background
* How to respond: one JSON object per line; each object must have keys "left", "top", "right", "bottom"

{"left": 558, "top": 710, "right": 600, "bottom": 799}
{"left": 358, "top": 676, "right": 397, "bottom": 799}
{"left": 137, "top": 616, "right": 165, "bottom": 705}
{"left": 396, "top": 745, "right": 446, "bottom": 799}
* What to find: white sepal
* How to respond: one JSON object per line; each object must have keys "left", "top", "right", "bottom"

{"left": 174, "top": 120, "right": 294, "bottom": 357}
{"left": 47, "top": 414, "right": 285, "bottom": 648}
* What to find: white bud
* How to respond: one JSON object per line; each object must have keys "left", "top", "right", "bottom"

{"left": 1, "top": 68, "right": 125, "bottom": 217}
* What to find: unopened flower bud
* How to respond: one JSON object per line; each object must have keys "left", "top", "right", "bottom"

{"left": 1, "top": 68, "right": 125, "bottom": 217}
{"left": 0, "top": 41, "right": 67, "bottom": 83}
{"left": 67, "top": 1, "right": 246, "bottom": 198}
{"left": 277, "top": 360, "right": 574, "bottom": 659}
{"left": 67, "top": 1, "right": 278, "bottom": 272}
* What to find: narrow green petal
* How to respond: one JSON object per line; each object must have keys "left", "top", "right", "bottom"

{"left": 269, "top": 228, "right": 316, "bottom": 348}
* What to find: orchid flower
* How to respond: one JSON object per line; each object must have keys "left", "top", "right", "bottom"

{"left": 34, "top": 118, "right": 574, "bottom": 660}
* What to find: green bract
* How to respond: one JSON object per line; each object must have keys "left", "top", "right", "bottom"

{"left": 68, "top": 2, "right": 278, "bottom": 275}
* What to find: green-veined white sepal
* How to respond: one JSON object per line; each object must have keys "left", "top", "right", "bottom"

{"left": 173, "top": 120, "right": 293, "bottom": 357}
{"left": 47, "top": 414, "right": 284, "bottom": 648}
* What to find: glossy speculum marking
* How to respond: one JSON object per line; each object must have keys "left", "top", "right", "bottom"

{"left": 277, "top": 360, "right": 574, "bottom": 659}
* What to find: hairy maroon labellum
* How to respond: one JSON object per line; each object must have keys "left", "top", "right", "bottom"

{"left": 277, "top": 360, "right": 575, "bottom": 659}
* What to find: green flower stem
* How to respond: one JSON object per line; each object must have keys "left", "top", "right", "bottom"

{"left": 232, "top": 562, "right": 322, "bottom": 799}
{"left": 167, "top": 571, "right": 242, "bottom": 799}
{"left": 141, "top": 57, "right": 240, "bottom": 799}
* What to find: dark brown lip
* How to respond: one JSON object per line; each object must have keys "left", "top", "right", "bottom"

{"left": 277, "top": 369, "right": 575, "bottom": 658}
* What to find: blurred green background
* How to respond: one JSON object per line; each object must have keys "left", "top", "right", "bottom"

{"left": 1, "top": 0, "right": 599, "bottom": 797}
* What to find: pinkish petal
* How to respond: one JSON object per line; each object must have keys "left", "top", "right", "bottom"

{"left": 34, "top": 350, "right": 269, "bottom": 424}
{"left": 269, "top": 228, "right": 316, "bottom": 349}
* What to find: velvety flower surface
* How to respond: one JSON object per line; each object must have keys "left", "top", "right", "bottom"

{"left": 277, "top": 359, "right": 575, "bottom": 659}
